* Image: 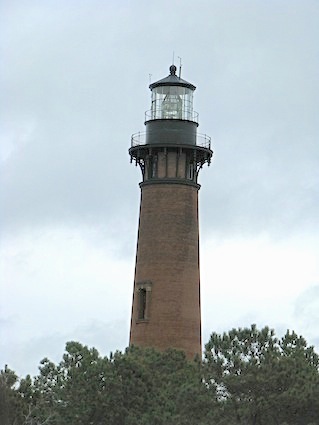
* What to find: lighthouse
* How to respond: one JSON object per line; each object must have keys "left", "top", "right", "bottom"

{"left": 129, "top": 64, "right": 212, "bottom": 359}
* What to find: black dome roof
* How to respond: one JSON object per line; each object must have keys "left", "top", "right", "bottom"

{"left": 149, "top": 65, "right": 196, "bottom": 91}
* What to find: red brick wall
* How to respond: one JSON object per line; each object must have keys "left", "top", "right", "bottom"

{"left": 130, "top": 182, "right": 201, "bottom": 359}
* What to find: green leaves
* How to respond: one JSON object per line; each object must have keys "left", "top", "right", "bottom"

{"left": 0, "top": 365, "right": 30, "bottom": 425}
{"left": 2, "top": 326, "right": 319, "bottom": 424}
{"left": 204, "top": 325, "right": 319, "bottom": 424}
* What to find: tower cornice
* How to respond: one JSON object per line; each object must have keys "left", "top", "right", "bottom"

{"left": 139, "top": 179, "right": 201, "bottom": 189}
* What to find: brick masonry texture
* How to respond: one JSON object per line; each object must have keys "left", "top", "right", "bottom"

{"left": 130, "top": 182, "right": 201, "bottom": 359}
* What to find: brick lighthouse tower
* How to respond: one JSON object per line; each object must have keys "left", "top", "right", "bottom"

{"left": 129, "top": 64, "right": 212, "bottom": 359}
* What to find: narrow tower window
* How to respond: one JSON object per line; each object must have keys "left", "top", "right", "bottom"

{"left": 136, "top": 281, "right": 152, "bottom": 322}
{"left": 138, "top": 288, "right": 147, "bottom": 320}
{"left": 147, "top": 155, "right": 157, "bottom": 179}
{"left": 187, "top": 161, "right": 195, "bottom": 180}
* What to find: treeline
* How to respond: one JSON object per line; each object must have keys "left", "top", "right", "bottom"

{"left": 1, "top": 325, "right": 319, "bottom": 425}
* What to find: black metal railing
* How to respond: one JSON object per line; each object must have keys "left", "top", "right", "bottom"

{"left": 131, "top": 131, "right": 211, "bottom": 150}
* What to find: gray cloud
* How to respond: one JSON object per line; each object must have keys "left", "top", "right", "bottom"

{"left": 1, "top": 0, "right": 318, "bottom": 240}
{"left": 3, "top": 319, "right": 129, "bottom": 377}
{"left": 1, "top": 0, "right": 319, "bottom": 375}
{"left": 295, "top": 285, "right": 319, "bottom": 324}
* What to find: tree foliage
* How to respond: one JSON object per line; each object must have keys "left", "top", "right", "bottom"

{"left": 0, "top": 365, "right": 24, "bottom": 425}
{"left": 204, "top": 324, "right": 319, "bottom": 424}
{"left": 2, "top": 326, "right": 319, "bottom": 425}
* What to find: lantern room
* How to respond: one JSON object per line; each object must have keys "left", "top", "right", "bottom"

{"left": 145, "top": 65, "right": 199, "bottom": 145}
{"left": 148, "top": 65, "right": 196, "bottom": 121}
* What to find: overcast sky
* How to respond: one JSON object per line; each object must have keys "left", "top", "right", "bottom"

{"left": 1, "top": 0, "right": 319, "bottom": 377}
